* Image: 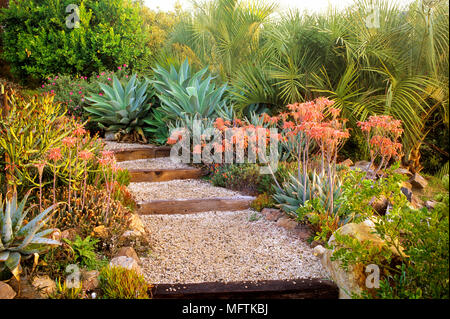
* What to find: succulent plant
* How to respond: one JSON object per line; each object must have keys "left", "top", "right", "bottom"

{"left": 0, "top": 192, "right": 60, "bottom": 278}
{"left": 85, "top": 75, "right": 153, "bottom": 142}
{"left": 273, "top": 173, "right": 314, "bottom": 217}
{"left": 273, "top": 171, "right": 342, "bottom": 218}
{"left": 152, "top": 59, "right": 232, "bottom": 121}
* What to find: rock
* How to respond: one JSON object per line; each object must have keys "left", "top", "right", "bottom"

{"left": 276, "top": 216, "right": 298, "bottom": 231}
{"left": 81, "top": 270, "right": 99, "bottom": 291}
{"left": 353, "top": 161, "right": 373, "bottom": 171}
{"left": 115, "top": 246, "right": 139, "bottom": 264}
{"left": 104, "top": 131, "right": 116, "bottom": 141}
{"left": 339, "top": 158, "right": 354, "bottom": 167}
{"left": 370, "top": 196, "right": 388, "bottom": 214}
{"left": 61, "top": 228, "right": 78, "bottom": 242}
{"left": 394, "top": 167, "right": 413, "bottom": 178}
{"left": 120, "top": 230, "right": 141, "bottom": 241}
{"left": 310, "top": 240, "right": 322, "bottom": 248}
{"left": 409, "top": 172, "right": 428, "bottom": 190}
{"left": 109, "top": 256, "right": 141, "bottom": 274}
{"left": 0, "top": 281, "right": 16, "bottom": 299}
{"left": 314, "top": 220, "right": 405, "bottom": 299}
{"left": 92, "top": 225, "right": 108, "bottom": 239}
{"left": 261, "top": 208, "right": 283, "bottom": 222}
{"left": 128, "top": 214, "right": 146, "bottom": 236}
{"left": 410, "top": 194, "right": 424, "bottom": 209}
{"left": 425, "top": 200, "right": 437, "bottom": 210}
{"left": 293, "top": 224, "right": 313, "bottom": 241}
{"left": 7, "top": 276, "right": 42, "bottom": 299}
{"left": 32, "top": 275, "right": 56, "bottom": 298}
{"left": 401, "top": 182, "right": 413, "bottom": 202}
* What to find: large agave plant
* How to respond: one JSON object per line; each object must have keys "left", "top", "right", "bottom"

{"left": 0, "top": 192, "right": 60, "bottom": 278}
{"left": 273, "top": 171, "right": 342, "bottom": 218}
{"left": 152, "top": 59, "right": 232, "bottom": 121}
{"left": 85, "top": 75, "right": 153, "bottom": 142}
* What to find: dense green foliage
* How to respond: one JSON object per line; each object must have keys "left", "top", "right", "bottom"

{"left": 330, "top": 173, "right": 449, "bottom": 299}
{"left": 169, "top": 0, "right": 449, "bottom": 173}
{"left": 0, "top": 0, "right": 150, "bottom": 83}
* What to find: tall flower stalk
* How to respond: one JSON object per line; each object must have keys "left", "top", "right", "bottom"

{"left": 47, "top": 147, "right": 62, "bottom": 206}
{"left": 62, "top": 136, "right": 77, "bottom": 210}
{"left": 79, "top": 150, "right": 93, "bottom": 209}
{"left": 33, "top": 161, "right": 46, "bottom": 212}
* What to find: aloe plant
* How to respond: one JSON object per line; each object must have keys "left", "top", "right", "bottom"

{"left": 152, "top": 59, "right": 232, "bottom": 121}
{"left": 273, "top": 171, "right": 342, "bottom": 218}
{"left": 85, "top": 75, "right": 153, "bottom": 142}
{"left": 0, "top": 192, "right": 60, "bottom": 278}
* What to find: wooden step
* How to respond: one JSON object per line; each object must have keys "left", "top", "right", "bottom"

{"left": 113, "top": 146, "right": 171, "bottom": 162}
{"left": 138, "top": 196, "right": 255, "bottom": 215}
{"left": 152, "top": 278, "right": 338, "bottom": 299}
{"left": 128, "top": 168, "right": 205, "bottom": 183}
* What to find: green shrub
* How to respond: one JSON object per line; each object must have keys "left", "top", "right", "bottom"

{"left": 0, "top": 0, "right": 150, "bottom": 83}
{"left": 63, "top": 236, "right": 99, "bottom": 269}
{"left": 39, "top": 66, "right": 130, "bottom": 119}
{"left": 251, "top": 193, "right": 275, "bottom": 211}
{"left": 0, "top": 92, "right": 105, "bottom": 195}
{"left": 143, "top": 107, "right": 170, "bottom": 145}
{"left": 330, "top": 173, "right": 449, "bottom": 299}
{"left": 209, "top": 162, "right": 295, "bottom": 196}
{"left": 99, "top": 266, "right": 152, "bottom": 299}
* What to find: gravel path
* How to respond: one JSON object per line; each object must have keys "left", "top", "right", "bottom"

{"left": 117, "top": 157, "right": 192, "bottom": 170}
{"left": 103, "top": 141, "right": 157, "bottom": 151}
{"left": 141, "top": 210, "right": 328, "bottom": 284}
{"left": 128, "top": 179, "right": 244, "bottom": 202}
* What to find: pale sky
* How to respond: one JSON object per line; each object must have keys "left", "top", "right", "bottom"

{"left": 144, "top": 0, "right": 415, "bottom": 13}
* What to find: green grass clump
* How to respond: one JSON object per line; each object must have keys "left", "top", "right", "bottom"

{"left": 99, "top": 266, "right": 152, "bottom": 299}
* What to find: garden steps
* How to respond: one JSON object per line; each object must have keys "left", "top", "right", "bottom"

{"left": 110, "top": 141, "right": 335, "bottom": 299}
{"left": 103, "top": 140, "right": 171, "bottom": 162}
{"left": 117, "top": 157, "right": 206, "bottom": 183}
{"left": 127, "top": 179, "right": 255, "bottom": 215}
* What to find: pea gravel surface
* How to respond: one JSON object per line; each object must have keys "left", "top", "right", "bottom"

{"left": 141, "top": 209, "right": 329, "bottom": 284}
{"left": 103, "top": 141, "right": 157, "bottom": 151}
{"left": 128, "top": 179, "right": 245, "bottom": 202}
{"left": 117, "top": 157, "right": 192, "bottom": 171}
